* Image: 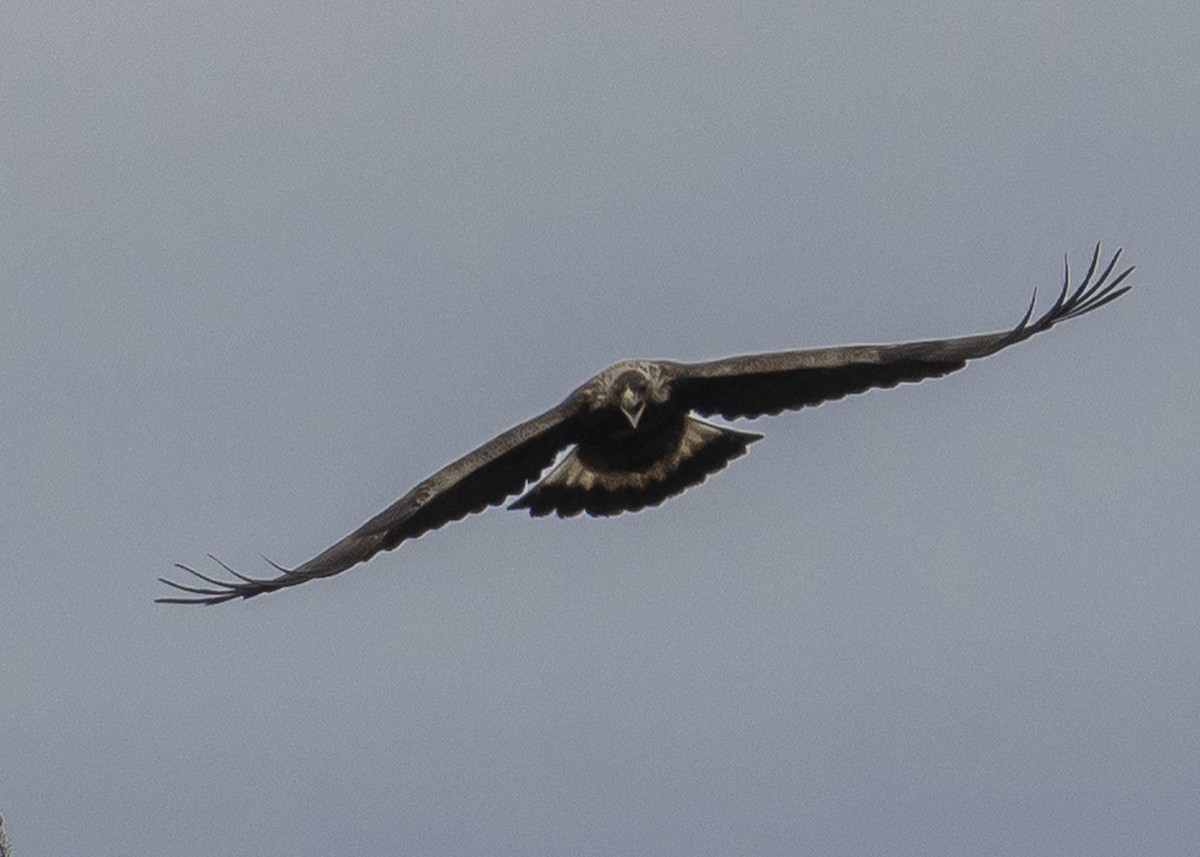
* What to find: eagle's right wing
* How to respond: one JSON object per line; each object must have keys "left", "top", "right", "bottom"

{"left": 669, "top": 244, "right": 1133, "bottom": 420}
{"left": 159, "top": 396, "right": 587, "bottom": 605}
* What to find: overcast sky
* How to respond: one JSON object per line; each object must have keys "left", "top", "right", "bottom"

{"left": 3, "top": 2, "right": 1199, "bottom": 854}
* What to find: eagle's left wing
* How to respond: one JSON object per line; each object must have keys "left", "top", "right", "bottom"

{"left": 668, "top": 244, "right": 1132, "bottom": 420}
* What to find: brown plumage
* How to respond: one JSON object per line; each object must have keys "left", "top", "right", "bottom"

{"left": 160, "top": 244, "right": 1133, "bottom": 605}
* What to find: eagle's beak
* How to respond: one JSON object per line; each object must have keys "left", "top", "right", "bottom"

{"left": 621, "top": 387, "right": 645, "bottom": 429}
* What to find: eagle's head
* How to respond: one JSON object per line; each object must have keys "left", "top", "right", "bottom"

{"left": 612, "top": 369, "right": 650, "bottom": 429}
{"left": 620, "top": 384, "right": 645, "bottom": 429}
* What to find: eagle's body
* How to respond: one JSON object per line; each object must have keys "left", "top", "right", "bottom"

{"left": 512, "top": 361, "right": 763, "bottom": 518}
{"left": 161, "top": 245, "right": 1133, "bottom": 605}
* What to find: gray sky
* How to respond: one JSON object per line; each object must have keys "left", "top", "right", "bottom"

{"left": 3, "top": 1, "right": 1198, "bottom": 854}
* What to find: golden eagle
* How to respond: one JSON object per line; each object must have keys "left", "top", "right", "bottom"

{"left": 160, "top": 245, "right": 1133, "bottom": 605}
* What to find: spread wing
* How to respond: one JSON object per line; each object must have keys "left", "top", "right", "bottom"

{"left": 159, "top": 396, "right": 586, "bottom": 605}
{"left": 668, "top": 244, "right": 1133, "bottom": 420}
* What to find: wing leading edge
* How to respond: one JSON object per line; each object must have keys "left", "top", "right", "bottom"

{"left": 158, "top": 398, "right": 585, "bottom": 604}
{"left": 669, "top": 244, "right": 1132, "bottom": 419}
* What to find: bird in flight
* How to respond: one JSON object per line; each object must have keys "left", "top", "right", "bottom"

{"left": 160, "top": 244, "right": 1133, "bottom": 605}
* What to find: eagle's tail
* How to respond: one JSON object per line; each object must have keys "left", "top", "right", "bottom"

{"left": 510, "top": 417, "right": 762, "bottom": 518}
